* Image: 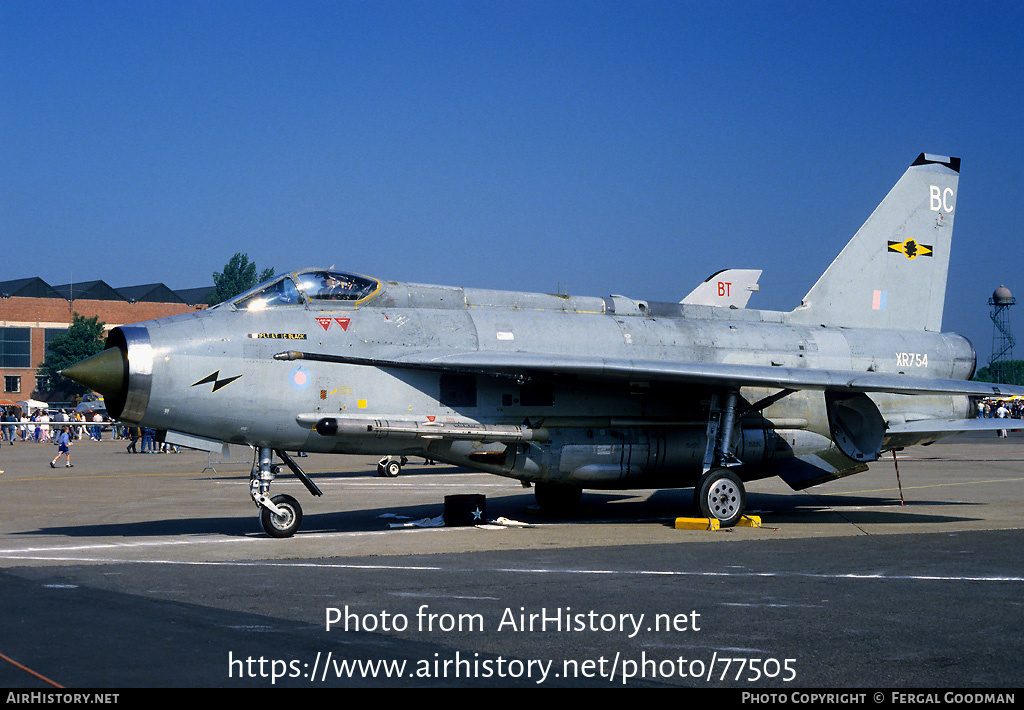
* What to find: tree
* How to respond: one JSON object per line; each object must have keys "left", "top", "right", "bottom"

{"left": 38, "top": 314, "right": 106, "bottom": 396}
{"left": 975, "top": 361, "right": 1024, "bottom": 386}
{"left": 207, "top": 253, "right": 276, "bottom": 305}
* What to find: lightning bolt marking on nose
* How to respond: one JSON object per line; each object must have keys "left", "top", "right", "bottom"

{"left": 191, "top": 370, "right": 242, "bottom": 392}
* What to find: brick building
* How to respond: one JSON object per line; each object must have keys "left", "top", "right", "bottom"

{"left": 0, "top": 277, "right": 211, "bottom": 400}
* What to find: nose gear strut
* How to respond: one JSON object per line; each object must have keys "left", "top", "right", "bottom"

{"left": 250, "top": 446, "right": 321, "bottom": 537}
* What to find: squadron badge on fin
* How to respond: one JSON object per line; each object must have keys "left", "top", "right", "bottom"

{"left": 888, "top": 238, "right": 933, "bottom": 259}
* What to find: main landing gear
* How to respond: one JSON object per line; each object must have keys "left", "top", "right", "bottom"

{"left": 251, "top": 447, "right": 322, "bottom": 538}
{"left": 696, "top": 389, "right": 748, "bottom": 527}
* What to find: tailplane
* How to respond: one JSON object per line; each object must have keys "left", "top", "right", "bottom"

{"left": 789, "top": 154, "right": 959, "bottom": 331}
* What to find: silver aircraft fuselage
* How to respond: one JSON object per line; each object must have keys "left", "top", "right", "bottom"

{"left": 62, "top": 154, "right": 1022, "bottom": 535}
{"left": 101, "top": 274, "right": 975, "bottom": 490}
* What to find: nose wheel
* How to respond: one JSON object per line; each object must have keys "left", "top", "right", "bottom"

{"left": 259, "top": 493, "right": 303, "bottom": 538}
{"left": 251, "top": 447, "right": 319, "bottom": 537}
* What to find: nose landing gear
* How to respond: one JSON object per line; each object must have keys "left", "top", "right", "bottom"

{"left": 251, "top": 447, "right": 321, "bottom": 537}
{"left": 377, "top": 455, "right": 407, "bottom": 477}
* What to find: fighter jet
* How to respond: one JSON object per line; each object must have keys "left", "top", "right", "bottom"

{"left": 63, "top": 154, "right": 1023, "bottom": 537}
{"left": 74, "top": 393, "right": 107, "bottom": 418}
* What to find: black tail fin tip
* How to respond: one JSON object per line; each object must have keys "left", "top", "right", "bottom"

{"left": 912, "top": 153, "right": 960, "bottom": 173}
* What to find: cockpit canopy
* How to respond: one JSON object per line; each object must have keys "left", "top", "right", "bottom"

{"left": 230, "top": 269, "right": 380, "bottom": 311}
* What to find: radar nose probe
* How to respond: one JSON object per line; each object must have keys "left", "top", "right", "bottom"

{"left": 60, "top": 347, "right": 127, "bottom": 403}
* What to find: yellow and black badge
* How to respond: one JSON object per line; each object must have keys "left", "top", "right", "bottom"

{"left": 247, "top": 333, "right": 308, "bottom": 339}
{"left": 887, "top": 238, "right": 933, "bottom": 260}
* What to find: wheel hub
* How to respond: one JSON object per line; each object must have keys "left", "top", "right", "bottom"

{"left": 271, "top": 506, "right": 295, "bottom": 529}
{"left": 707, "top": 479, "right": 740, "bottom": 518}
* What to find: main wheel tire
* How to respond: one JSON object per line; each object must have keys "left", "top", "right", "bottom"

{"left": 260, "top": 493, "right": 303, "bottom": 538}
{"left": 694, "top": 468, "right": 746, "bottom": 527}
{"left": 383, "top": 459, "right": 402, "bottom": 477}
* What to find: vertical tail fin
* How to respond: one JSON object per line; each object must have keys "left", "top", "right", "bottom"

{"left": 789, "top": 154, "right": 959, "bottom": 331}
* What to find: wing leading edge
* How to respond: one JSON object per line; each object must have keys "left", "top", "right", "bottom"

{"left": 274, "top": 349, "right": 1024, "bottom": 398}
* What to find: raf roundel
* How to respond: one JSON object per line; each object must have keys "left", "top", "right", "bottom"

{"left": 290, "top": 365, "right": 311, "bottom": 391}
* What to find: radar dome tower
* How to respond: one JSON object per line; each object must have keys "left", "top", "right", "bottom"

{"left": 989, "top": 285, "right": 1016, "bottom": 383}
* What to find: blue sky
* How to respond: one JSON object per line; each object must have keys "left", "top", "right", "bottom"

{"left": 3, "top": 1, "right": 1022, "bottom": 363}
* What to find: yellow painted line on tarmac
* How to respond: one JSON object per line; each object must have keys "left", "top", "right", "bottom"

{"left": 0, "top": 467, "right": 360, "bottom": 483}
{"left": 0, "top": 471, "right": 212, "bottom": 482}
{"left": 824, "top": 476, "right": 1024, "bottom": 496}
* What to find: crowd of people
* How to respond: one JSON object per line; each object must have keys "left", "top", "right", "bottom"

{"left": 977, "top": 398, "right": 1024, "bottom": 420}
{"left": 976, "top": 397, "right": 1023, "bottom": 438}
{"left": 1, "top": 408, "right": 111, "bottom": 443}
{"left": 0, "top": 408, "right": 179, "bottom": 454}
